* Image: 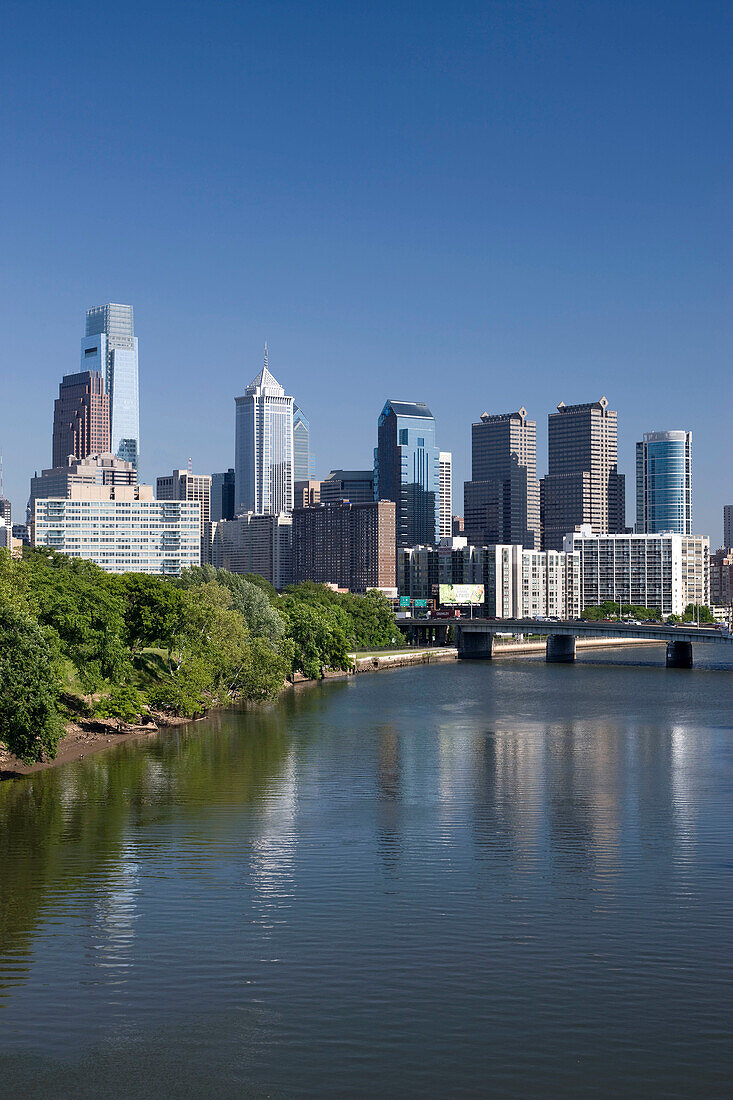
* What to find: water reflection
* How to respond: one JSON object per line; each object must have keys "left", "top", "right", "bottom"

{"left": 1, "top": 657, "right": 732, "bottom": 1095}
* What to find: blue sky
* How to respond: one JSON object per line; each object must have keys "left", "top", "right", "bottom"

{"left": 1, "top": 0, "right": 731, "bottom": 540}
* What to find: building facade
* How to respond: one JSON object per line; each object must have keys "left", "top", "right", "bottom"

{"left": 156, "top": 469, "right": 211, "bottom": 531}
{"left": 292, "top": 500, "right": 396, "bottom": 592}
{"left": 81, "top": 304, "right": 140, "bottom": 470}
{"left": 439, "top": 452, "right": 452, "bottom": 540}
{"left": 635, "top": 430, "right": 692, "bottom": 535}
{"left": 374, "top": 400, "right": 440, "bottom": 547}
{"left": 30, "top": 453, "right": 137, "bottom": 512}
{"left": 294, "top": 479, "right": 322, "bottom": 508}
{"left": 0, "top": 498, "right": 10, "bottom": 526}
{"left": 563, "top": 528, "right": 709, "bottom": 616}
{"left": 52, "top": 371, "right": 110, "bottom": 467}
{"left": 33, "top": 485, "right": 200, "bottom": 575}
{"left": 234, "top": 355, "right": 294, "bottom": 517}
{"left": 710, "top": 548, "right": 733, "bottom": 611}
{"left": 320, "top": 470, "right": 375, "bottom": 504}
{"left": 463, "top": 408, "right": 540, "bottom": 550}
{"left": 210, "top": 513, "right": 292, "bottom": 589}
{"left": 210, "top": 469, "right": 235, "bottom": 522}
{"left": 541, "top": 397, "right": 625, "bottom": 550}
{"left": 398, "top": 538, "right": 581, "bottom": 619}
{"left": 293, "top": 404, "right": 312, "bottom": 481}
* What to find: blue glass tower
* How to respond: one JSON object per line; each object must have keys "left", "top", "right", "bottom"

{"left": 636, "top": 430, "right": 692, "bottom": 535}
{"left": 293, "top": 404, "right": 312, "bottom": 481}
{"left": 81, "top": 304, "right": 140, "bottom": 471}
{"left": 375, "top": 400, "right": 440, "bottom": 547}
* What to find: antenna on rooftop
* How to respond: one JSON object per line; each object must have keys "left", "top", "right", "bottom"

{"left": 264, "top": 341, "right": 268, "bottom": 371}
{"left": 188, "top": 456, "right": 192, "bottom": 477}
{"left": 0, "top": 454, "right": 4, "bottom": 500}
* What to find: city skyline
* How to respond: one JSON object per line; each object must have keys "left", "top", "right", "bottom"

{"left": 1, "top": 3, "right": 729, "bottom": 543}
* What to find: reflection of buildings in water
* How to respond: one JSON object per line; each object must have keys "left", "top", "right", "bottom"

{"left": 88, "top": 839, "right": 141, "bottom": 987}
{"left": 377, "top": 726, "right": 401, "bottom": 869}
{"left": 669, "top": 725, "right": 699, "bottom": 868}
{"left": 249, "top": 749, "right": 298, "bottom": 932}
{"left": 471, "top": 724, "right": 545, "bottom": 866}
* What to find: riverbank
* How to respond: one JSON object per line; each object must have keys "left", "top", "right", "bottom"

{"left": 0, "top": 637, "right": 665, "bottom": 779}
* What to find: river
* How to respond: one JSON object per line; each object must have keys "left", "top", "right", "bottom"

{"left": 1, "top": 645, "right": 732, "bottom": 1097}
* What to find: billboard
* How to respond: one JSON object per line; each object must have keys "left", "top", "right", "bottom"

{"left": 439, "top": 583, "right": 484, "bottom": 606}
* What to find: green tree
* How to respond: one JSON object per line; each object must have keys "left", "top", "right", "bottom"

{"left": 0, "top": 605, "right": 63, "bottom": 764}
{"left": 279, "top": 596, "right": 352, "bottom": 679}
{"left": 121, "top": 574, "right": 188, "bottom": 655}
{"left": 179, "top": 566, "right": 285, "bottom": 644}
{"left": 681, "top": 603, "right": 715, "bottom": 623}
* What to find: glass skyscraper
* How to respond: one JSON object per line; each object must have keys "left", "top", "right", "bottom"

{"left": 636, "top": 430, "right": 692, "bottom": 535}
{"left": 375, "top": 400, "right": 440, "bottom": 547}
{"left": 293, "top": 404, "right": 312, "bottom": 481}
{"left": 234, "top": 353, "right": 294, "bottom": 516}
{"left": 81, "top": 303, "right": 140, "bottom": 471}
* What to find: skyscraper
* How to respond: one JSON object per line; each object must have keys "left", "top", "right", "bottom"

{"left": 211, "top": 469, "right": 236, "bottom": 522}
{"left": 52, "top": 371, "right": 110, "bottom": 467}
{"left": 439, "top": 452, "right": 452, "bottom": 540}
{"left": 81, "top": 303, "right": 140, "bottom": 470}
{"left": 320, "top": 470, "right": 375, "bottom": 504}
{"left": 156, "top": 469, "right": 212, "bottom": 541}
{"left": 463, "top": 408, "right": 540, "bottom": 549}
{"left": 723, "top": 505, "right": 732, "bottom": 549}
{"left": 540, "top": 397, "right": 625, "bottom": 550}
{"left": 234, "top": 349, "right": 294, "bottom": 516}
{"left": 375, "top": 400, "right": 440, "bottom": 548}
{"left": 635, "top": 430, "right": 692, "bottom": 535}
{"left": 293, "top": 404, "right": 312, "bottom": 481}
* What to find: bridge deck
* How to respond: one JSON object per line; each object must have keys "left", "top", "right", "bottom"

{"left": 399, "top": 618, "right": 732, "bottom": 645}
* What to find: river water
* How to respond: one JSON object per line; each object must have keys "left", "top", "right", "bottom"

{"left": 1, "top": 646, "right": 732, "bottom": 1097}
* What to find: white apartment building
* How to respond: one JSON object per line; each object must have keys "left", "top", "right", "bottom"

{"left": 563, "top": 526, "right": 709, "bottom": 616}
{"left": 439, "top": 452, "right": 452, "bottom": 540}
{"left": 33, "top": 484, "right": 200, "bottom": 576}
{"left": 398, "top": 538, "right": 581, "bottom": 619}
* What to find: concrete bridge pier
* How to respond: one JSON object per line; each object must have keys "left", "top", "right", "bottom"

{"left": 546, "top": 634, "right": 576, "bottom": 663}
{"left": 457, "top": 629, "right": 493, "bottom": 660}
{"left": 666, "top": 640, "right": 693, "bottom": 668}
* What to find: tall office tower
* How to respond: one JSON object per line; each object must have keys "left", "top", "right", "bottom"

{"left": 0, "top": 498, "right": 10, "bottom": 526}
{"left": 320, "top": 470, "right": 375, "bottom": 504}
{"left": 81, "top": 303, "right": 140, "bottom": 470}
{"left": 540, "top": 397, "right": 625, "bottom": 551}
{"left": 156, "top": 469, "right": 212, "bottom": 545}
{"left": 635, "top": 430, "right": 692, "bottom": 535}
{"left": 724, "top": 505, "right": 733, "bottom": 549}
{"left": 234, "top": 351, "right": 294, "bottom": 516}
{"left": 463, "top": 408, "right": 540, "bottom": 550}
{"left": 211, "top": 469, "right": 236, "bottom": 522}
{"left": 52, "top": 371, "right": 110, "bottom": 467}
{"left": 439, "top": 452, "right": 452, "bottom": 540}
{"left": 374, "top": 400, "right": 440, "bottom": 547}
{"left": 293, "top": 404, "right": 312, "bottom": 481}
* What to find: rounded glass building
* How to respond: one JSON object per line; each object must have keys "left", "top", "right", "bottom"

{"left": 636, "top": 430, "right": 692, "bottom": 534}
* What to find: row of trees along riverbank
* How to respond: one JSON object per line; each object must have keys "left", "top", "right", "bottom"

{"left": 0, "top": 551, "right": 403, "bottom": 765}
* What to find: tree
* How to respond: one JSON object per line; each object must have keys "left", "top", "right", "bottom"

{"left": 279, "top": 596, "right": 352, "bottom": 679}
{"left": 682, "top": 604, "right": 715, "bottom": 623}
{"left": 0, "top": 604, "right": 63, "bottom": 764}
{"left": 121, "top": 574, "right": 188, "bottom": 655}
{"left": 179, "top": 566, "right": 285, "bottom": 644}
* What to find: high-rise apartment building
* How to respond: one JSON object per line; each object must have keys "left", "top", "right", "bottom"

{"left": 540, "top": 397, "right": 625, "bottom": 551}
{"left": 210, "top": 469, "right": 235, "bottom": 522}
{"left": 463, "top": 408, "right": 540, "bottom": 550}
{"left": 156, "top": 469, "right": 212, "bottom": 555}
{"left": 0, "top": 498, "right": 10, "bottom": 526}
{"left": 52, "top": 371, "right": 110, "bottom": 467}
{"left": 320, "top": 470, "right": 375, "bottom": 504}
{"left": 81, "top": 304, "right": 140, "bottom": 470}
{"left": 234, "top": 353, "right": 294, "bottom": 517}
{"left": 294, "top": 479, "right": 322, "bottom": 508}
{"left": 210, "top": 513, "right": 292, "bottom": 589}
{"left": 293, "top": 404, "right": 312, "bottom": 481}
{"left": 563, "top": 528, "right": 709, "bottom": 615}
{"left": 439, "top": 452, "right": 452, "bottom": 540}
{"left": 30, "top": 453, "right": 137, "bottom": 512}
{"left": 292, "top": 500, "right": 396, "bottom": 592}
{"left": 635, "top": 430, "right": 692, "bottom": 535}
{"left": 710, "top": 548, "right": 733, "bottom": 610}
{"left": 724, "top": 505, "right": 733, "bottom": 549}
{"left": 374, "top": 400, "right": 440, "bottom": 548}
{"left": 33, "top": 485, "right": 200, "bottom": 575}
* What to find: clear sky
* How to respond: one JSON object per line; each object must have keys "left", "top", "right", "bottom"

{"left": 2, "top": 0, "right": 731, "bottom": 541}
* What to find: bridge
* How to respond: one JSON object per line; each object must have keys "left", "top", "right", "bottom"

{"left": 397, "top": 617, "right": 733, "bottom": 668}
